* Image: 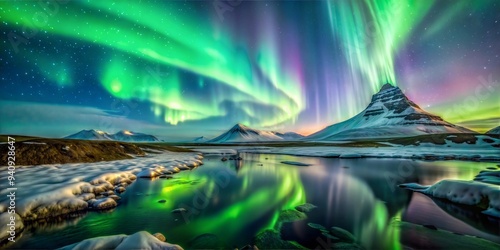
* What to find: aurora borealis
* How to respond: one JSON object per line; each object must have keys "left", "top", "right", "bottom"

{"left": 0, "top": 0, "right": 499, "bottom": 139}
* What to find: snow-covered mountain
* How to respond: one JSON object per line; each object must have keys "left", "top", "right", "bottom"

{"left": 112, "top": 130, "right": 159, "bottom": 142}
{"left": 65, "top": 129, "right": 114, "bottom": 140}
{"left": 486, "top": 126, "right": 500, "bottom": 135}
{"left": 65, "top": 130, "right": 159, "bottom": 142}
{"left": 274, "top": 131, "right": 305, "bottom": 140}
{"left": 208, "top": 124, "right": 288, "bottom": 143}
{"left": 307, "top": 83, "right": 475, "bottom": 141}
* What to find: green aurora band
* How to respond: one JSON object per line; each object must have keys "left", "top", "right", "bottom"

{"left": 1, "top": 0, "right": 305, "bottom": 126}
{"left": 327, "top": 0, "right": 433, "bottom": 91}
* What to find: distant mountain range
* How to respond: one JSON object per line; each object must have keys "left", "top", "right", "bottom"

{"left": 65, "top": 84, "right": 482, "bottom": 143}
{"left": 207, "top": 123, "right": 304, "bottom": 143}
{"left": 65, "top": 129, "right": 159, "bottom": 142}
{"left": 306, "top": 83, "right": 475, "bottom": 141}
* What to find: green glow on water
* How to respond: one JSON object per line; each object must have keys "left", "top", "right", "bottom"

{"left": 174, "top": 154, "right": 307, "bottom": 239}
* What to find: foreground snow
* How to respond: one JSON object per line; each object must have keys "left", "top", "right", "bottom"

{"left": 0, "top": 151, "right": 202, "bottom": 243}
{"left": 58, "top": 231, "right": 182, "bottom": 250}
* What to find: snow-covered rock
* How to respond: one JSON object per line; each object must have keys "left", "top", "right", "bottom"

{"left": 137, "top": 168, "right": 164, "bottom": 178}
{"left": 306, "top": 83, "right": 475, "bottom": 141}
{"left": 88, "top": 198, "right": 117, "bottom": 210}
{"left": 58, "top": 231, "right": 183, "bottom": 250}
{"left": 400, "top": 179, "right": 500, "bottom": 218}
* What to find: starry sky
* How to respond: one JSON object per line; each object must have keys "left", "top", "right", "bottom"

{"left": 0, "top": 0, "right": 499, "bottom": 140}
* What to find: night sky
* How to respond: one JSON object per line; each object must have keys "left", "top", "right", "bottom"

{"left": 1, "top": 0, "right": 499, "bottom": 140}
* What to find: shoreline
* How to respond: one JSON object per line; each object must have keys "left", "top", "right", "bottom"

{"left": 0, "top": 150, "right": 203, "bottom": 245}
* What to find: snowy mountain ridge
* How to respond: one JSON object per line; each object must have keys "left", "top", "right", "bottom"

{"left": 307, "top": 83, "right": 475, "bottom": 140}
{"left": 65, "top": 129, "right": 159, "bottom": 142}
{"left": 207, "top": 123, "right": 303, "bottom": 143}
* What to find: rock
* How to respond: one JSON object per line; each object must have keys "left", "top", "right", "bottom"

{"left": 115, "top": 187, "right": 126, "bottom": 193}
{"left": 322, "top": 232, "right": 340, "bottom": 241}
{"left": 308, "top": 223, "right": 326, "bottom": 230}
{"left": 62, "top": 145, "right": 70, "bottom": 151}
{"left": 171, "top": 208, "right": 187, "bottom": 213}
{"left": 159, "top": 175, "right": 173, "bottom": 179}
{"left": 295, "top": 203, "right": 317, "bottom": 213}
{"left": 178, "top": 165, "right": 191, "bottom": 171}
{"left": 88, "top": 197, "right": 118, "bottom": 210}
{"left": 137, "top": 168, "right": 162, "bottom": 178}
{"left": 254, "top": 229, "right": 306, "bottom": 249}
{"left": 108, "top": 195, "right": 121, "bottom": 201}
{"left": 277, "top": 209, "right": 307, "bottom": 223}
{"left": 153, "top": 232, "right": 166, "bottom": 242}
{"left": 221, "top": 157, "right": 228, "bottom": 161}
{"left": 330, "top": 227, "right": 356, "bottom": 243}
{"left": 158, "top": 199, "right": 167, "bottom": 203}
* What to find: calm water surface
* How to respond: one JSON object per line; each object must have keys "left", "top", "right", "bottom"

{"left": 10, "top": 153, "right": 500, "bottom": 249}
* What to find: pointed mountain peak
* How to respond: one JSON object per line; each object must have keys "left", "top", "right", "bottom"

{"left": 379, "top": 83, "right": 395, "bottom": 92}
{"left": 232, "top": 123, "right": 249, "bottom": 129}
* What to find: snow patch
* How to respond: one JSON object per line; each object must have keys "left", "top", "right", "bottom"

{"left": 58, "top": 231, "right": 183, "bottom": 250}
{"left": 0, "top": 151, "right": 203, "bottom": 225}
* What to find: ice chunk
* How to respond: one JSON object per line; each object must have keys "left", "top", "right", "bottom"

{"left": 401, "top": 179, "right": 500, "bottom": 218}
{"left": 58, "top": 231, "right": 182, "bottom": 250}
